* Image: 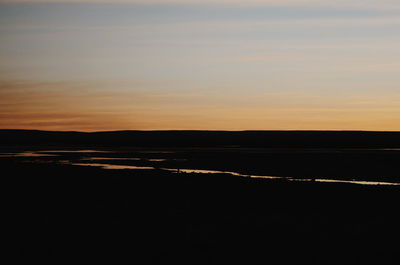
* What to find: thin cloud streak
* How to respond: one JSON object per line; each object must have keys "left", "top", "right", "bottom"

{"left": 3, "top": 16, "right": 400, "bottom": 31}
{"left": 0, "top": 0, "right": 399, "bottom": 10}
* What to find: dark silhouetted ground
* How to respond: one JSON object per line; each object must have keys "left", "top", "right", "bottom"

{"left": 7, "top": 158, "right": 400, "bottom": 265}
{"left": 4, "top": 130, "right": 400, "bottom": 264}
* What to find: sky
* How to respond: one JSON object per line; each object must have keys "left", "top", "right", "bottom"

{"left": 0, "top": 0, "right": 399, "bottom": 131}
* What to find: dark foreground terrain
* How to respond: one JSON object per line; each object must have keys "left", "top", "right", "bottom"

{"left": 4, "top": 130, "right": 400, "bottom": 264}
{"left": 8, "top": 157, "right": 400, "bottom": 265}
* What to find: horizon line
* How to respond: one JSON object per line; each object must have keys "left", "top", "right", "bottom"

{"left": 2, "top": 128, "right": 400, "bottom": 133}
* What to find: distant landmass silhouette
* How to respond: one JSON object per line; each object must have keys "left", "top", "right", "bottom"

{"left": 1, "top": 129, "right": 400, "bottom": 148}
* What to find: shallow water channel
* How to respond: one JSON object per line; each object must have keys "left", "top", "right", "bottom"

{"left": 1, "top": 150, "right": 399, "bottom": 186}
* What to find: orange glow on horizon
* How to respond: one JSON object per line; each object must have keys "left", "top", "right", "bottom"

{"left": 1, "top": 80, "right": 399, "bottom": 132}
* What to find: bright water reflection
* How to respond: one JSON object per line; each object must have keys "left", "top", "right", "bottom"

{"left": 315, "top": 179, "right": 399, "bottom": 186}
{"left": 0, "top": 152, "right": 58, "bottom": 157}
{"left": 2, "top": 150, "right": 400, "bottom": 186}
{"left": 81, "top": 157, "right": 141, "bottom": 161}
{"left": 70, "top": 163, "right": 155, "bottom": 170}
{"left": 65, "top": 161, "right": 400, "bottom": 186}
{"left": 175, "top": 169, "right": 400, "bottom": 186}
{"left": 43, "top": 150, "right": 112, "bottom": 153}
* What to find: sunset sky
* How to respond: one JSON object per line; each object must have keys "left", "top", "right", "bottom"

{"left": 1, "top": 0, "right": 399, "bottom": 131}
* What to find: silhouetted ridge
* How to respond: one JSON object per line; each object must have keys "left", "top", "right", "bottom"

{"left": 1, "top": 129, "right": 400, "bottom": 148}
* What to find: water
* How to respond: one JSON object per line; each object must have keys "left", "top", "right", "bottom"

{"left": 1, "top": 149, "right": 400, "bottom": 186}
{"left": 68, "top": 161, "right": 400, "bottom": 186}
{"left": 69, "top": 163, "right": 155, "bottom": 170}
{"left": 81, "top": 157, "right": 142, "bottom": 161}
{"left": 180, "top": 170, "right": 400, "bottom": 186}
{"left": 43, "top": 150, "right": 112, "bottom": 153}
{"left": 0, "top": 151, "right": 58, "bottom": 157}
{"left": 315, "top": 178, "right": 399, "bottom": 186}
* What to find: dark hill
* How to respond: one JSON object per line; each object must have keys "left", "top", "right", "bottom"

{"left": 1, "top": 129, "right": 400, "bottom": 148}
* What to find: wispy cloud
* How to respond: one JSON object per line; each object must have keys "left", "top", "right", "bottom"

{"left": 1, "top": 0, "right": 400, "bottom": 10}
